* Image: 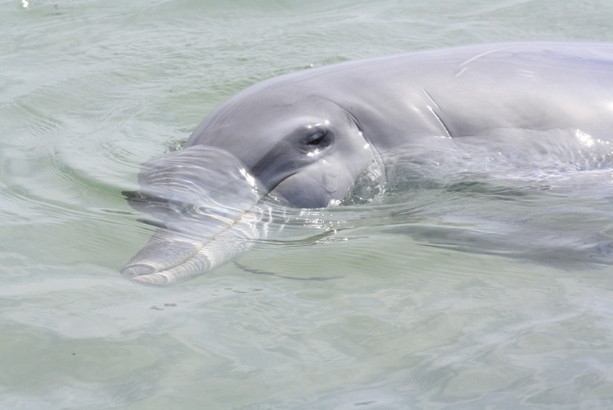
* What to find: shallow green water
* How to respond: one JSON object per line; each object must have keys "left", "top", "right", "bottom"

{"left": 1, "top": 0, "right": 613, "bottom": 408}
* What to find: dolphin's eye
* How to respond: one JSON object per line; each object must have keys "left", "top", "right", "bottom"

{"left": 303, "top": 127, "right": 332, "bottom": 147}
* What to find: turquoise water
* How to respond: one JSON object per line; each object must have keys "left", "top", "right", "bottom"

{"left": 2, "top": 0, "right": 613, "bottom": 408}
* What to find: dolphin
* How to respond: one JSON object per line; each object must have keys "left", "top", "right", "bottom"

{"left": 121, "top": 42, "right": 613, "bottom": 285}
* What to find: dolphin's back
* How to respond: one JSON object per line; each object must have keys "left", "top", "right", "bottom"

{"left": 189, "top": 42, "right": 613, "bottom": 151}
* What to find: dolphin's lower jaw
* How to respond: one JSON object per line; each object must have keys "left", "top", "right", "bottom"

{"left": 121, "top": 252, "right": 214, "bottom": 286}
{"left": 121, "top": 211, "right": 261, "bottom": 286}
{"left": 121, "top": 243, "right": 236, "bottom": 286}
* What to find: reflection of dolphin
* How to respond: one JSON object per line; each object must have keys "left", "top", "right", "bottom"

{"left": 121, "top": 42, "right": 613, "bottom": 285}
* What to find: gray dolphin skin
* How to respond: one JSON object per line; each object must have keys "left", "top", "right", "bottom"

{"left": 121, "top": 42, "right": 613, "bottom": 285}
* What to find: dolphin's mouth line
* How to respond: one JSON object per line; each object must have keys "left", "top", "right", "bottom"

{"left": 266, "top": 171, "right": 298, "bottom": 201}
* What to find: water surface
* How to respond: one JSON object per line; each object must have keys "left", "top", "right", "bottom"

{"left": 1, "top": 0, "right": 613, "bottom": 408}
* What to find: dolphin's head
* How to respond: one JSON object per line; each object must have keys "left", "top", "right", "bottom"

{"left": 188, "top": 82, "right": 381, "bottom": 207}
{"left": 250, "top": 114, "right": 377, "bottom": 207}
{"left": 122, "top": 81, "right": 381, "bottom": 285}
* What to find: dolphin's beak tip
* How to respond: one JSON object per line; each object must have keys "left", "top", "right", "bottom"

{"left": 121, "top": 263, "right": 156, "bottom": 277}
{"left": 121, "top": 264, "right": 172, "bottom": 286}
